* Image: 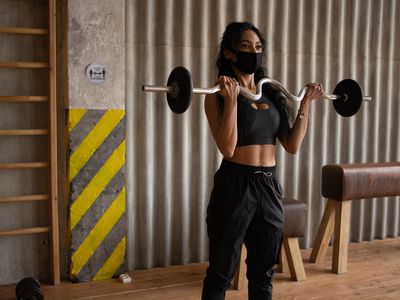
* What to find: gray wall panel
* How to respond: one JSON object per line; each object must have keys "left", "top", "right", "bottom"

{"left": 126, "top": 0, "right": 400, "bottom": 270}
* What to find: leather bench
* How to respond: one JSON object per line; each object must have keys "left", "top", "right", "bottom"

{"left": 233, "top": 198, "right": 308, "bottom": 289}
{"left": 310, "top": 162, "right": 400, "bottom": 273}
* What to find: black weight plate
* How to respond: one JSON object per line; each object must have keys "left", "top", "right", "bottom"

{"left": 332, "top": 79, "right": 362, "bottom": 117}
{"left": 19, "top": 287, "right": 44, "bottom": 300}
{"left": 166, "top": 66, "right": 193, "bottom": 114}
{"left": 16, "top": 277, "right": 43, "bottom": 300}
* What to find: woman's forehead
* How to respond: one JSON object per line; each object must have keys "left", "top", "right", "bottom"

{"left": 240, "top": 30, "right": 261, "bottom": 43}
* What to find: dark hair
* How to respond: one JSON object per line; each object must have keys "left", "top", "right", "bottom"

{"left": 216, "top": 21, "right": 267, "bottom": 82}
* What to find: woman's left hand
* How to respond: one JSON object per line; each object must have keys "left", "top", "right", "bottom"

{"left": 303, "top": 83, "right": 324, "bottom": 102}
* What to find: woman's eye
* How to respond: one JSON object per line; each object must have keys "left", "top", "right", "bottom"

{"left": 239, "top": 43, "right": 263, "bottom": 51}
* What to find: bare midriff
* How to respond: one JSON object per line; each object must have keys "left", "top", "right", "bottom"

{"left": 225, "top": 144, "right": 276, "bottom": 167}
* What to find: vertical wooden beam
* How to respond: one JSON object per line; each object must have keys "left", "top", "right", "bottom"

{"left": 283, "top": 238, "right": 306, "bottom": 281}
{"left": 232, "top": 245, "right": 247, "bottom": 290}
{"left": 332, "top": 201, "right": 352, "bottom": 274}
{"left": 309, "top": 199, "right": 336, "bottom": 263}
{"left": 49, "top": 0, "right": 60, "bottom": 285}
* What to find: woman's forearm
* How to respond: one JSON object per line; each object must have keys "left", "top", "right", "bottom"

{"left": 284, "top": 99, "right": 312, "bottom": 153}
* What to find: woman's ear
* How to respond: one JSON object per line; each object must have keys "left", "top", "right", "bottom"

{"left": 224, "top": 49, "right": 235, "bottom": 61}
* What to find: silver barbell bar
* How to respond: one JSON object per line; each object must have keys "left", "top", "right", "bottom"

{"left": 142, "top": 66, "right": 371, "bottom": 115}
{"left": 143, "top": 77, "right": 372, "bottom": 102}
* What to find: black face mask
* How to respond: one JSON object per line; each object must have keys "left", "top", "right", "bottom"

{"left": 231, "top": 51, "right": 263, "bottom": 75}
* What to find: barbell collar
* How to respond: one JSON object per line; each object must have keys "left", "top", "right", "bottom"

{"left": 142, "top": 85, "right": 172, "bottom": 93}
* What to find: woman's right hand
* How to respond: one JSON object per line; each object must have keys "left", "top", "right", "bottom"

{"left": 217, "top": 76, "right": 240, "bottom": 105}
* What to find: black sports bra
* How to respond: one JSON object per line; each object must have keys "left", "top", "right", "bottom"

{"left": 236, "top": 86, "right": 282, "bottom": 146}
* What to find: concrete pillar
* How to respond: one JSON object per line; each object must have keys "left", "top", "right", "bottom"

{"left": 67, "top": 0, "right": 126, "bottom": 282}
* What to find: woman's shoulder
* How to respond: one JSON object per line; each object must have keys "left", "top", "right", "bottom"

{"left": 262, "top": 83, "right": 284, "bottom": 99}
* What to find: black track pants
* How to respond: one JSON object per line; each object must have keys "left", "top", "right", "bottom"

{"left": 202, "top": 160, "right": 284, "bottom": 300}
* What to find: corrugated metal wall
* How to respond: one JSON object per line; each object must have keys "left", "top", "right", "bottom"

{"left": 126, "top": 0, "right": 400, "bottom": 270}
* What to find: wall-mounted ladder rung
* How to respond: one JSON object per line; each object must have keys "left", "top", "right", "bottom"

{"left": 0, "top": 61, "right": 49, "bottom": 68}
{"left": 0, "top": 226, "right": 50, "bottom": 237}
{"left": 0, "top": 96, "right": 48, "bottom": 103}
{"left": 0, "top": 27, "right": 48, "bottom": 35}
{"left": 0, "top": 0, "right": 59, "bottom": 285}
{"left": 0, "top": 194, "right": 49, "bottom": 203}
{"left": 0, "top": 129, "right": 49, "bottom": 136}
{"left": 0, "top": 162, "right": 48, "bottom": 169}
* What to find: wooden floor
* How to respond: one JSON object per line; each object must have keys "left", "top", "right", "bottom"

{"left": 1, "top": 238, "right": 400, "bottom": 300}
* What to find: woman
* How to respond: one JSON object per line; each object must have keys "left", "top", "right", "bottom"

{"left": 202, "top": 22, "right": 323, "bottom": 300}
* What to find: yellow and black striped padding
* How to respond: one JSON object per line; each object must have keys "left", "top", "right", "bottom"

{"left": 68, "top": 109, "right": 126, "bottom": 282}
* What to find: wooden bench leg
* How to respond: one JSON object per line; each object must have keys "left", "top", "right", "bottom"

{"left": 283, "top": 237, "right": 307, "bottom": 281}
{"left": 309, "top": 199, "right": 336, "bottom": 263}
{"left": 276, "top": 243, "right": 287, "bottom": 273}
{"left": 232, "top": 244, "right": 246, "bottom": 290}
{"left": 233, "top": 236, "right": 307, "bottom": 289}
{"left": 332, "top": 200, "right": 351, "bottom": 274}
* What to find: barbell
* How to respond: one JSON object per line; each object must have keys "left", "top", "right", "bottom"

{"left": 142, "top": 66, "right": 371, "bottom": 117}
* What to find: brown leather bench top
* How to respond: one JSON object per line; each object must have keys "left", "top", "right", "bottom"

{"left": 321, "top": 162, "right": 400, "bottom": 201}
